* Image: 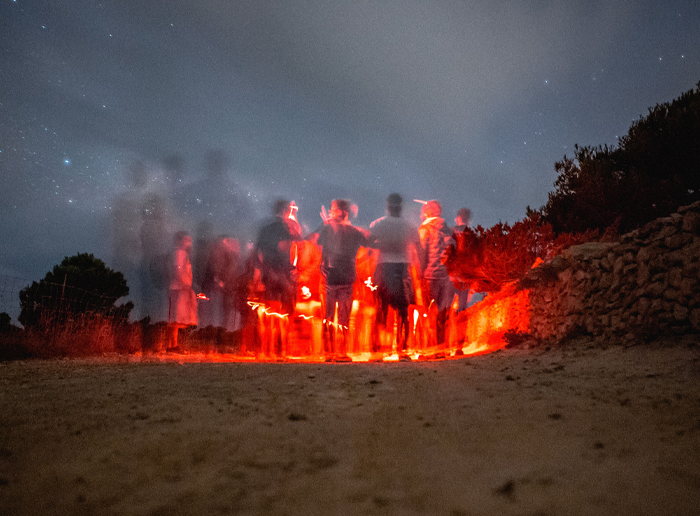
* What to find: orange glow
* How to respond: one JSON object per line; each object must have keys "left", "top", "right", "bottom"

{"left": 458, "top": 283, "right": 530, "bottom": 355}
{"left": 149, "top": 239, "right": 532, "bottom": 362}
{"left": 155, "top": 284, "right": 532, "bottom": 362}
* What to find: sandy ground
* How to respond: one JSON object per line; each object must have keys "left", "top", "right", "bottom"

{"left": 1, "top": 337, "right": 699, "bottom": 516}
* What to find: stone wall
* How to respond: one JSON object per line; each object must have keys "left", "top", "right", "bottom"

{"left": 523, "top": 201, "right": 700, "bottom": 343}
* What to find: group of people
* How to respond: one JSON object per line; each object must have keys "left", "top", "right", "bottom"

{"left": 166, "top": 193, "right": 473, "bottom": 360}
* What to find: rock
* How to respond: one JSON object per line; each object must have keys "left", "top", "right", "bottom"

{"left": 677, "top": 200, "right": 700, "bottom": 213}
{"left": 636, "top": 245, "right": 658, "bottom": 263}
{"left": 680, "top": 278, "right": 695, "bottom": 297}
{"left": 637, "top": 297, "right": 651, "bottom": 316}
{"left": 645, "top": 282, "right": 666, "bottom": 297}
{"left": 690, "top": 309, "right": 700, "bottom": 329}
{"left": 682, "top": 211, "right": 700, "bottom": 233}
{"left": 665, "top": 233, "right": 693, "bottom": 250}
{"left": 682, "top": 262, "right": 699, "bottom": 277}
{"left": 637, "top": 263, "right": 650, "bottom": 285}
{"left": 649, "top": 255, "right": 667, "bottom": 273}
{"left": 654, "top": 225, "right": 677, "bottom": 241}
{"left": 664, "top": 288, "right": 683, "bottom": 303}
{"left": 614, "top": 257, "right": 626, "bottom": 275}
{"left": 673, "top": 304, "right": 689, "bottom": 321}
{"left": 668, "top": 269, "right": 683, "bottom": 288}
{"left": 563, "top": 242, "right": 614, "bottom": 261}
{"left": 650, "top": 272, "right": 667, "bottom": 284}
{"left": 650, "top": 298, "right": 664, "bottom": 314}
{"left": 558, "top": 269, "right": 572, "bottom": 284}
{"left": 667, "top": 247, "right": 695, "bottom": 266}
{"left": 611, "top": 314, "right": 622, "bottom": 330}
{"left": 548, "top": 255, "right": 568, "bottom": 271}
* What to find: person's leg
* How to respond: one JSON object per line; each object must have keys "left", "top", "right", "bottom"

{"left": 336, "top": 285, "right": 353, "bottom": 358}
{"left": 324, "top": 284, "right": 338, "bottom": 357}
{"left": 433, "top": 278, "right": 452, "bottom": 347}
{"left": 397, "top": 264, "right": 411, "bottom": 354}
{"left": 374, "top": 264, "right": 390, "bottom": 354}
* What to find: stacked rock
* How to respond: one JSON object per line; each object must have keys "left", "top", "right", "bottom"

{"left": 525, "top": 201, "right": 700, "bottom": 343}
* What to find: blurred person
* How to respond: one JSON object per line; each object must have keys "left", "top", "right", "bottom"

{"left": 139, "top": 190, "right": 173, "bottom": 322}
{"left": 184, "top": 149, "right": 256, "bottom": 244}
{"left": 308, "top": 199, "right": 368, "bottom": 361}
{"left": 236, "top": 242, "right": 262, "bottom": 355}
{"left": 162, "top": 154, "right": 188, "bottom": 216}
{"left": 207, "top": 235, "right": 242, "bottom": 332}
{"left": 452, "top": 207, "right": 475, "bottom": 313}
{"left": 254, "top": 199, "right": 302, "bottom": 359}
{"left": 368, "top": 193, "right": 420, "bottom": 360}
{"left": 193, "top": 221, "right": 216, "bottom": 326}
{"left": 168, "top": 231, "right": 198, "bottom": 351}
{"left": 110, "top": 161, "right": 148, "bottom": 319}
{"left": 418, "top": 200, "right": 453, "bottom": 348}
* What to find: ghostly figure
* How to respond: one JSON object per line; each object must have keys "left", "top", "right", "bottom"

{"left": 184, "top": 149, "right": 256, "bottom": 244}
{"left": 110, "top": 162, "right": 149, "bottom": 319}
{"left": 139, "top": 190, "right": 173, "bottom": 322}
{"left": 168, "top": 231, "right": 198, "bottom": 351}
{"left": 205, "top": 236, "right": 242, "bottom": 332}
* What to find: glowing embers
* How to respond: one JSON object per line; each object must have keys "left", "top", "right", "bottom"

{"left": 153, "top": 283, "right": 532, "bottom": 363}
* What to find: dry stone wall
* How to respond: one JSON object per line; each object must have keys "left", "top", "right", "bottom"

{"left": 524, "top": 201, "right": 700, "bottom": 343}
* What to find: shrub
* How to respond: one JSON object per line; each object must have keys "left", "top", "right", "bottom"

{"left": 19, "top": 253, "right": 132, "bottom": 331}
{"left": 445, "top": 214, "right": 596, "bottom": 294}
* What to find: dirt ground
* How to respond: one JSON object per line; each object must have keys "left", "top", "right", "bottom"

{"left": 1, "top": 336, "right": 699, "bottom": 516}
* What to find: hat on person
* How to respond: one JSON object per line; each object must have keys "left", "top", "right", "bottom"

{"left": 425, "top": 199, "right": 442, "bottom": 217}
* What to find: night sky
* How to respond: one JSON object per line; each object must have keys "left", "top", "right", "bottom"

{"left": 1, "top": 0, "right": 699, "bottom": 284}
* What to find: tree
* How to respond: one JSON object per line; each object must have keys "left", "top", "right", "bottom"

{"left": 539, "top": 82, "right": 700, "bottom": 236}
{"left": 19, "top": 253, "right": 132, "bottom": 329}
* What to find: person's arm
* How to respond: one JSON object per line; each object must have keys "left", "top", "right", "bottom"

{"left": 304, "top": 223, "right": 326, "bottom": 245}
{"left": 367, "top": 218, "right": 382, "bottom": 248}
{"left": 416, "top": 226, "right": 429, "bottom": 273}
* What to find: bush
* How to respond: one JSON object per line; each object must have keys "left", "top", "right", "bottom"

{"left": 19, "top": 253, "right": 132, "bottom": 331}
{"left": 444, "top": 214, "right": 596, "bottom": 294}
